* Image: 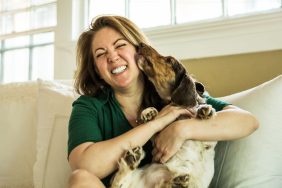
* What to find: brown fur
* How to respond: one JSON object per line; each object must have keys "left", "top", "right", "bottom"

{"left": 136, "top": 43, "right": 204, "bottom": 109}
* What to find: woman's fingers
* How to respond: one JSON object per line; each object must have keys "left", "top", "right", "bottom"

{"left": 157, "top": 105, "right": 195, "bottom": 123}
{"left": 152, "top": 147, "right": 173, "bottom": 163}
{"left": 159, "top": 152, "right": 171, "bottom": 164}
{"left": 152, "top": 150, "right": 165, "bottom": 163}
{"left": 182, "top": 107, "right": 196, "bottom": 118}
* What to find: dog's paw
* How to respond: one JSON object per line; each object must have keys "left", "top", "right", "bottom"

{"left": 123, "top": 146, "right": 145, "bottom": 170}
{"left": 196, "top": 104, "right": 215, "bottom": 120}
{"left": 172, "top": 174, "right": 190, "bottom": 188}
{"left": 140, "top": 107, "right": 158, "bottom": 123}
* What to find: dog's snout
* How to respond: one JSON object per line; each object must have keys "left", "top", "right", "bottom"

{"left": 139, "top": 43, "right": 145, "bottom": 48}
{"left": 137, "top": 43, "right": 146, "bottom": 52}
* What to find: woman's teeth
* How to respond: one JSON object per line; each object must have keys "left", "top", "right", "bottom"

{"left": 111, "top": 65, "right": 127, "bottom": 74}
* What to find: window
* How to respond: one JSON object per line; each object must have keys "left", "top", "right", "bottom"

{"left": 176, "top": 0, "right": 222, "bottom": 23}
{"left": 129, "top": 0, "right": 171, "bottom": 28}
{"left": 85, "top": 0, "right": 281, "bottom": 28}
{"left": 227, "top": 0, "right": 281, "bottom": 16}
{"left": 0, "top": 0, "right": 57, "bottom": 83}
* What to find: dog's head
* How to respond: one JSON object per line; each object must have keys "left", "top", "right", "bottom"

{"left": 136, "top": 43, "right": 199, "bottom": 107}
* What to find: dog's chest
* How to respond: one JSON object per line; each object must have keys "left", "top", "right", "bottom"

{"left": 165, "top": 140, "right": 217, "bottom": 174}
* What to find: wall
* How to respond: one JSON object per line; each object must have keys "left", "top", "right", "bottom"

{"left": 53, "top": 2, "right": 282, "bottom": 96}
{"left": 54, "top": 2, "right": 282, "bottom": 81}
{"left": 54, "top": 0, "right": 76, "bottom": 80}
{"left": 182, "top": 50, "right": 282, "bottom": 97}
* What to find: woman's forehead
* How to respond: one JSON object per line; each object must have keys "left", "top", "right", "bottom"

{"left": 92, "top": 27, "right": 124, "bottom": 48}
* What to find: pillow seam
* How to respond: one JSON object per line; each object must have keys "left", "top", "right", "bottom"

{"left": 215, "top": 141, "right": 230, "bottom": 187}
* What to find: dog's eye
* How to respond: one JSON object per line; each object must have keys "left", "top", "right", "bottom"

{"left": 166, "top": 56, "right": 176, "bottom": 64}
{"left": 166, "top": 57, "right": 172, "bottom": 62}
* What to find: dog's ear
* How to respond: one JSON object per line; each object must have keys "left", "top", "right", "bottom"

{"left": 171, "top": 74, "right": 197, "bottom": 107}
{"left": 195, "top": 81, "right": 205, "bottom": 96}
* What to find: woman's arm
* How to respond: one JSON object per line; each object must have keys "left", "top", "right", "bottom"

{"left": 68, "top": 105, "right": 191, "bottom": 179}
{"left": 152, "top": 105, "right": 259, "bottom": 163}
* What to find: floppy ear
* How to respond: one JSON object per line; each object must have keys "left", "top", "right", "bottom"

{"left": 171, "top": 74, "right": 198, "bottom": 107}
{"left": 195, "top": 81, "right": 205, "bottom": 96}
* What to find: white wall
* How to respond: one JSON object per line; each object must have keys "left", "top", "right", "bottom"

{"left": 54, "top": 1, "right": 282, "bottom": 79}
{"left": 54, "top": 0, "right": 76, "bottom": 80}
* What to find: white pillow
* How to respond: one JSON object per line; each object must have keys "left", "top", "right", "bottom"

{"left": 210, "top": 75, "right": 282, "bottom": 188}
{"left": 33, "top": 80, "right": 76, "bottom": 188}
{"left": 42, "top": 115, "right": 72, "bottom": 188}
{"left": 0, "top": 81, "right": 38, "bottom": 188}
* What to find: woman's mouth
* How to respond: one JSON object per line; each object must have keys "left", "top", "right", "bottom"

{"left": 111, "top": 65, "right": 127, "bottom": 74}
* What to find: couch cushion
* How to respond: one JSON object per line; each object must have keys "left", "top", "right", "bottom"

{"left": 33, "top": 80, "right": 76, "bottom": 188}
{"left": 210, "top": 75, "right": 282, "bottom": 188}
{"left": 0, "top": 81, "right": 38, "bottom": 188}
{"left": 42, "top": 115, "right": 72, "bottom": 188}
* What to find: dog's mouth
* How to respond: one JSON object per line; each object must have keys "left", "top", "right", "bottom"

{"left": 136, "top": 54, "right": 158, "bottom": 84}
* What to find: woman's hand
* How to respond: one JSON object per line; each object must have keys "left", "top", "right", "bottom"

{"left": 152, "top": 120, "right": 187, "bottom": 163}
{"left": 151, "top": 105, "right": 195, "bottom": 163}
{"left": 152, "top": 105, "right": 259, "bottom": 164}
{"left": 152, "top": 105, "right": 195, "bottom": 132}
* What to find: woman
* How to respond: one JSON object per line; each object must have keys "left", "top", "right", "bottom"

{"left": 68, "top": 15, "right": 259, "bottom": 188}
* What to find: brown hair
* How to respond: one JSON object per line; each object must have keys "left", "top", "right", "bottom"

{"left": 75, "top": 15, "right": 150, "bottom": 96}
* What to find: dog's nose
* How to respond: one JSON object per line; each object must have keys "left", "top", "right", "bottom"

{"left": 139, "top": 43, "right": 145, "bottom": 47}
{"left": 137, "top": 43, "right": 146, "bottom": 50}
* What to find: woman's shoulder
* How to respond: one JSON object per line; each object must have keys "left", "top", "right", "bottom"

{"left": 73, "top": 88, "right": 112, "bottom": 108}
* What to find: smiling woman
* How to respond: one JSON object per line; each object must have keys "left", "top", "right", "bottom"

{"left": 67, "top": 15, "right": 258, "bottom": 188}
{"left": 92, "top": 28, "right": 140, "bottom": 89}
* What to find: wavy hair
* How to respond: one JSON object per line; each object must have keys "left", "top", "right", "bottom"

{"left": 75, "top": 15, "right": 150, "bottom": 96}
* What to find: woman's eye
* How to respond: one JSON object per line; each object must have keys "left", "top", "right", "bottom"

{"left": 96, "top": 53, "right": 105, "bottom": 58}
{"left": 116, "top": 43, "right": 126, "bottom": 48}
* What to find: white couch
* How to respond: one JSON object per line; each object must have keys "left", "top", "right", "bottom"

{"left": 0, "top": 75, "right": 281, "bottom": 188}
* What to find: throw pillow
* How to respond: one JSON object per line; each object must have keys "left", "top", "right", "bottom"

{"left": 33, "top": 80, "right": 76, "bottom": 188}
{"left": 0, "top": 81, "right": 38, "bottom": 188}
{"left": 210, "top": 75, "right": 282, "bottom": 188}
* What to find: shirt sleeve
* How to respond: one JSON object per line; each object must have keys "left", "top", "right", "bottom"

{"left": 68, "top": 96, "right": 103, "bottom": 156}
{"left": 203, "top": 94, "right": 231, "bottom": 112}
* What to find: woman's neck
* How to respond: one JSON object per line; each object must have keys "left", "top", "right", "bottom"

{"left": 115, "top": 84, "right": 144, "bottom": 110}
{"left": 114, "top": 78, "right": 144, "bottom": 127}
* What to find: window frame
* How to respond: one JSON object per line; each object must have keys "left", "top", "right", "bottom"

{"left": 144, "top": 8, "right": 282, "bottom": 59}
{"left": 0, "top": 1, "right": 56, "bottom": 83}
{"left": 72, "top": 0, "right": 282, "bottom": 60}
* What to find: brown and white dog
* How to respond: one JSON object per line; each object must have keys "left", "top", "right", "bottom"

{"left": 110, "top": 43, "right": 217, "bottom": 188}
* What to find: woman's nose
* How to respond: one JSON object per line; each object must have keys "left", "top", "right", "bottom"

{"left": 107, "top": 50, "right": 119, "bottom": 63}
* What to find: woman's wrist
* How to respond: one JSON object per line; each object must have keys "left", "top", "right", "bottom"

{"left": 173, "top": 119, "right": 192, "bottom": 140}
{"left": 145, "top": 119, "right": 164, "bottom": 133}
{"left": 175, "top": 118, "right": 203, "bottom": 140}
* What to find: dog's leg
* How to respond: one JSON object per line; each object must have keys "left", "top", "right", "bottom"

{"left": 196, "top": 104, "right": 215, "bottom": 120}
{"left": 140, "top": 107, "right": 158, "bottom": 123}
{"left": 110, "top": 146, "right": 145, "bottom": 188}
{"left": 171, "top": 174, "right": 190, "bottom": 188}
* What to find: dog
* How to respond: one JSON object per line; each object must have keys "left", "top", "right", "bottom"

{"left": 110, "top": 43, "right": 217, "bottom": 188}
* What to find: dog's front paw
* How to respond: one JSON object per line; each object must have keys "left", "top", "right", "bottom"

{"left": 196, "top": 104, "right": 215, "bottom": 120}
{"left": 172, "top": 174, "right": 190, "bottom": 188}
{"left": 140, "top": 107, "right": 158, "bottom": 123}
{"left": 123, "top": 146, "right": 145, "bottom": 170}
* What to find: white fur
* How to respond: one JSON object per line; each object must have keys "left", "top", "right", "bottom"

{"left": 111, "top": 139, "right": 217, "bottom": 188}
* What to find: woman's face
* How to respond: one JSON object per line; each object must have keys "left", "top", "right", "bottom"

{"left": 92, "top": 27, "right": 141, "bottom": 91}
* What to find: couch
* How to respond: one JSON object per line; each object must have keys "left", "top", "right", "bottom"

{"left": 0, "top": 75, "right": 281, "bottom": 188}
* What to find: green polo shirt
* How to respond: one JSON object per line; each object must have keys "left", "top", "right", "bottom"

{"left": 68, "top": 88, "right": 230, "bottom": 186}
